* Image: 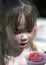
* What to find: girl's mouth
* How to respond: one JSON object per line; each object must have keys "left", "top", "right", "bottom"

{"left": 19, "top": 43, "right": 27, "bottom": 48}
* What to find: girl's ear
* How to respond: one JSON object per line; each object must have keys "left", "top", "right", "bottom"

{"left": 33, "top": 27, "right": 38, "bottom": 36}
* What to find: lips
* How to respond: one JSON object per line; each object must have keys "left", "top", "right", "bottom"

{"left": 19, "top": 43, "right": 27, "bottom": 45}
{"left": 19, "top": 42, "right": 27, "bottom": 48}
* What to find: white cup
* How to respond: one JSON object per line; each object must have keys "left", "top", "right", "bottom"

{"left": 26, "top": 59, "right": 45, "bottom": 65}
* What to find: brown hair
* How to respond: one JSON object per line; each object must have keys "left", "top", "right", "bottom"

{"left": 4, "top": 4, "right": 37, "bottom": 34}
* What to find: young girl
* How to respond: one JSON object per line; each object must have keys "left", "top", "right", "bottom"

{"left": 0, "top": 1, "right": 43, "bottom": 65}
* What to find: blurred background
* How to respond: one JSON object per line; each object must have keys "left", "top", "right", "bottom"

{"left": 33, "top": 0, "right": 46, "bottom": 52}
{"left": 34, "top": 18, "right": 46, "bottom": 52}
{"left": 33, "top": 0, "right": 46, "bottom": 17}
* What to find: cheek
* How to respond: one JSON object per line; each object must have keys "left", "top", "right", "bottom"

{"left": 28, "top": 33, "right": 34, "bottom": 40}
{"left": 13, "top": 35, "right": 20, "bottom": 43}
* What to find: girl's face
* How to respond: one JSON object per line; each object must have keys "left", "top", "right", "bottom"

{"left": 6, "top": 14, "right": 36, "bottom": 52}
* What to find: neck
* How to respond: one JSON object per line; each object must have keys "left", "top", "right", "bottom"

{"left": 6, "top": 47, "right": 22, "bottom": 57}
{"left": 6, "top": 45, "right": 32, "bottom": 57}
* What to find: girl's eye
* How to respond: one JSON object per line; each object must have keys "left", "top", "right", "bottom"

{"left": 17, "top": 31, "right": 21, "bottom": 34}
{"left": 13, "top": 31, "right": 21, "bottom": 34}
{"left": 27, "top": 30, "right": 32, "bottom": 33}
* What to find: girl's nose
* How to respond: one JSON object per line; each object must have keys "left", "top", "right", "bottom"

{"left": 21, "top": 34, "right": 28, "bottom": 42}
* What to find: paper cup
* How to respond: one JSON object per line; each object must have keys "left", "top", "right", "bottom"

{"left": 27, "top": 60, "right": 45, "bottom": 65}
